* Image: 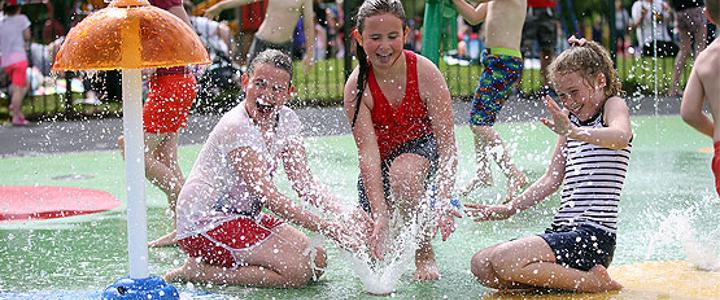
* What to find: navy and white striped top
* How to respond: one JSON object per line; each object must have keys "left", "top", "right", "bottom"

{"left": 551, "top": 111, "right": 632, "bottom": 234}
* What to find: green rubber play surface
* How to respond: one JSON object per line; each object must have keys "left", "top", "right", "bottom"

{"left": 0, "top": 116, "right": 717, "bottom": 299}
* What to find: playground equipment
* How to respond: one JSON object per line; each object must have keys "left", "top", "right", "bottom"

{"left": 53, "top": 0, "right": 209, "bottom": 298}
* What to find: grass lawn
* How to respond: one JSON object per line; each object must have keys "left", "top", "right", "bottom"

{"left": 1, "top": 55, "right": 690, "bottom": 123}
{"left": 291, "top": 56, "right": 691, "bottom": 105}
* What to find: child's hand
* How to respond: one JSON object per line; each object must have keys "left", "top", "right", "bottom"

{"left": 368, "top": 213, "right": 390, "bottom": 260}
{"left": 540, "top": 95, "right": 574, "bottom": 137}
{"left": 344, "top": 208, "right": 373, "bottom": 241}
{"left": 464, "top": 203, "right": 514, "bottom": 221}
{"left": 326, "top": 222, "right": 364, "bottom": 252}
{"left": 435, "top": 207, "right": 463, "bottom": 241}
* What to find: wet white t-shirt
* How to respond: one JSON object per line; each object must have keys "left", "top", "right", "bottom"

{"left": 175, "top": 102, "right": 302, "bottom": 240}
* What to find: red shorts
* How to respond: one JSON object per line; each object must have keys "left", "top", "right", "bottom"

{"left": 178, "top": 214, "right": 284, "bottom": 268}
{"left": 143, "top": 73, "right": 197, "bottom": 134}
{"left": 3, "top": 61, "right": 28, "bottom": 88}
{"left": 713, "top": 141, "right": 720, "bottom": 197}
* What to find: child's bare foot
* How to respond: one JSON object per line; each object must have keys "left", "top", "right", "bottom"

{"left": 461, "top": 173, "right": 494, "bottom": 197}
{"left": 502, "top": 170, "right": 527, "bottom": 204}
{"left": 149, "top": 230, "right": 177, "bottom": 248}
{"left": 583, "top": 265, "right": 623, "bottom": 293}
{"left": 163, "top": 257, "right": 198, "bottom": 282}
{"left": 163, "top": 267, "right": 185, "bottom": 283}
{"left": 414, "top": 256, "right": 441, "bottom": 281}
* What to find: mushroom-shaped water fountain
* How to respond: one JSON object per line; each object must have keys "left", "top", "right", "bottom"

{"left": 53, "top": 0, "right": 209, "bottom": 298}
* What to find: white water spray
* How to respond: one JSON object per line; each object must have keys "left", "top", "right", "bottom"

{"left": 343, "top": 202, "right": 437, "bottom": 295}
{"left": 646, "top": 209, "right": 720, "bottom": 271}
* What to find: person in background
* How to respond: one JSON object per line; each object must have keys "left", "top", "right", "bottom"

{"left": 616, "top": 0, "right": 632, "bottom": 56}
{"left": 205, "top": 0, "right": 315, "bottom": 73}
{"left": 670, "top": 0, "right": 708, "bottom": 97}
{"left": 522, "top": 0, "right": 559, "bottom": 89}
{"left": 0, "top": 1, "right": 31, "bottom": 126}
{"left": 118, "top": 0, "right": 198, "bottom": 247}
{"left": 631, "top": 0, "right": 676, "bottom": 58}
{"left": 452, "top": 0, "right": 529, "bottom": 202}
{"left": 680, "top": 0, "right": 720, "bottom": 196}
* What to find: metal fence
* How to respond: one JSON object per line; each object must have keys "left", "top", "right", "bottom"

{"left": 2, "top": 0, "right": 717, "bottom": 122}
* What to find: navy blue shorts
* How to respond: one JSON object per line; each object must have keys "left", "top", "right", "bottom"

{"left": 358, "top": 135, "right": 438, "bottom": 214}
{"left": 538, "top": 224, "right": 616, "bottom": 272}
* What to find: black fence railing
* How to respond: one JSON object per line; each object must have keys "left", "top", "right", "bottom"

{"left": 2, "top": 0, "right": 717, "bottom": 122}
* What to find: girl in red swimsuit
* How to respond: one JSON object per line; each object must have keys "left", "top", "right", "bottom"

{"left": 343, "top": 0, "right": 462, "bottom": 281}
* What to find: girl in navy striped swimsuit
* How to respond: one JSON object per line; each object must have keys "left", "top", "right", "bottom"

{"left": 464, "top": 36, "right": 632, "bottom": 293}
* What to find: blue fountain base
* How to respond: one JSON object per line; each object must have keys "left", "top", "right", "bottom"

{"left": 102, "top": 275, "right": 178, "bottom": 300}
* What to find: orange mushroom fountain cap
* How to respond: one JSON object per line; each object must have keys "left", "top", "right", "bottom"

{"left": 53, "top": 0, "right": 209, "bottom": 71}
{"left": 109, "top": 0, "right": 151, "bottom": 7}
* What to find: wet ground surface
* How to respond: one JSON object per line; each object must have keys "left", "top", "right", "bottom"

{"left": 0, "top": 96, "right": 683, "bottom": 157}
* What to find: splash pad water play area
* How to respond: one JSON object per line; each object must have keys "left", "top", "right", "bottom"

{"left": 2, "top": 1, "right": 720, "bottom": 299}
{"left": 1, "top": 114, "right": 719, "bottom": 299}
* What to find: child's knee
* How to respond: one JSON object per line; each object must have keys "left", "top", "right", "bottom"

{"left": 470, "top": 249, "right": 493, "bottom": 278}
{"left": 488, "top": 244, "right": 517, "bottom": 277}
{"left": 388, "top": 160, "right": 427, "bottom": 201}
{"left": 283, "top": 265, "right": 314, "bottom": 288}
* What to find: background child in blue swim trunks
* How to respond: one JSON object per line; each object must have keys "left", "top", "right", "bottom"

{"left": 452, "top": 0, "right": 529, "bottom": 202}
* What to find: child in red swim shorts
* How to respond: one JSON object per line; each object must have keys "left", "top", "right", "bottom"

{"left": 680, "top": 1, "right": 720, "bottom": 197}
{"left": 117, "top": 0, "right": 197, "bottom": 247}
{"left": 164, "top": 50, "right": 368, "bottom": 288}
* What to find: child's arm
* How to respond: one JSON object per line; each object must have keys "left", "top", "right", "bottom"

{"left": 205, "top": 0, "right": 262, "bottom": 19}
{"left": 343, "top": 71, "right": 387, "bottom": 220}
{"left": 681, "top": 68, "right": 714, "bottom": 137}
{"left": 452, "top": 0, "right": 488, "bottom": 25}
{"left": 418, "top": 56, "right": 462, "bottom": 241}
{"left": 282, "top": 136, "right": 374, "bottom": 239}
{"left": 282, "top": 136, "right": 343, "bottom": 214}
{"left": 301, "top": 0, "right": 316, "bottom": 74}
{"left": 465, "top": 137, "right": 566, "bottom": 221}
{"left": 229, "top": 146, "right": 362, "bottom": 250}
{"left": 167, "top": 4, "right": 192, "bottom": 25}
{"left": 541, "top": 96, "right": 632, "bottom": 150}
{"left": 343, "top": 69, "right": 389, "bottom": 259}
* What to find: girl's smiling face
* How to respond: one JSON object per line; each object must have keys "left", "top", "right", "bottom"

{"left": 355, "top": 13, "right": 407, "bottom": 70}
{"left": 554, "top": 71, "right": 606, "bottom": 121}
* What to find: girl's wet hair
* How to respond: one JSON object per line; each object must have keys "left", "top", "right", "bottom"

{"left": 247, "top": 49, "right": 293, "bottom": 81}
{"left": 350, "top": 0, "right": 406, "bottom": 127}
{"left": 548, "top": 40, "right": 623, "bottom": 98}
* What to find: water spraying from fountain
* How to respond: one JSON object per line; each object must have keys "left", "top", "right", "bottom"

{"left": 646, "top": 206, "right": 720, "bottom": 271}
